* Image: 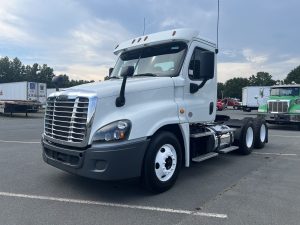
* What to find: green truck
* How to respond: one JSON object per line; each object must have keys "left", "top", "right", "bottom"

{"left": 258, "top": 84, "right": 300, "bottom": 130}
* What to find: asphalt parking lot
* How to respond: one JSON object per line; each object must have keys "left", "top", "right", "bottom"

{"left": 0, "top": 110, "right": 299, "bottom": 225}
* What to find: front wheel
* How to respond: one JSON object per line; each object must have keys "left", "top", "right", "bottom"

{"left": 142, "top": 131, "right": 182, "bottom": 193}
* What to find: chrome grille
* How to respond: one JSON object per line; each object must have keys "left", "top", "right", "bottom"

{"left": 45, "top": 96, "right": 89, "bottom": 143}
{"left": 268, "top": 101, "right": 289, "bottom": 113}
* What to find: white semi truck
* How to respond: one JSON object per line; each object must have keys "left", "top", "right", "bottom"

{"left": 42, "top": 29, "right": 268, "bottom": 192}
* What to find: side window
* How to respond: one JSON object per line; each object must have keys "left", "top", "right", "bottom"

{"left": 188, "top": 48, "right": 203, "bottom": 80}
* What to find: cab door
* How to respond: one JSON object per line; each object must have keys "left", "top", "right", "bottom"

{"left": 183, "top": 41, "right": 217, "bottom": 123}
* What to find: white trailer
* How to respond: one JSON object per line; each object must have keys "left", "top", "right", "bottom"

{"left": 38, "top": 83, "right": 47, "bottom": 105}
{"left": 242, "top": 86, "right": 270, "bottom": 112}
{"left": 0, "top": 81, "right": 38, "bottom": 101}
{"left": 0, "top": 81, "right": 44, "bottom": 115}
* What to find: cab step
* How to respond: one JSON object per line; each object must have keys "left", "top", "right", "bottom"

{"left": 192, "top": 152, "right": 218, "bottom": 162}
{"left": 218, "top": 146, "right": 239, "bottom": 154}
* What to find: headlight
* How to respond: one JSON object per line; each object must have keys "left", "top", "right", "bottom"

{"left": 92, "top": 120, "right": 131, "bottom": 143}
{"left": 295, "top": 99, "right": 300, "bottom": 104}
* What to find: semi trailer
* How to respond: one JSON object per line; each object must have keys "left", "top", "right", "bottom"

{"left": 0, "top": 81, "right": 45, "bottom": 115}
{"left": 42, "top": 29, "right": 268, "bottom": 192}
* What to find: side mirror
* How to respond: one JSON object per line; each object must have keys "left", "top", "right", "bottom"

{"left": 52, "top": 75, "right": 64, "bottom": 91}
{"left": 200, "top": 51, "right": 215, "bottom": 80}
{"left": 120, "top": 65, "right": 134, "bottom": 78}
{"left": 109, "top": 67, "right": 113, "bottom": 76}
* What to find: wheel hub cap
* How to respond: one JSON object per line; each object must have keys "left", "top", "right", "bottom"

{"left": 154, "top": 144, "right": 177, "bottom": 182}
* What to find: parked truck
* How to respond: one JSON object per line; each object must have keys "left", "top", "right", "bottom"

{"left": 242, "top": 86, "right": 270, "bottom": 112}
{"left": 42, "top": 29, "right": 268, "bottom": 192}
{"left": 0, "top": 81, "right": 45, "bottom": 115}
{"left": 258, "top": 84, "right": 300, "bottom": 130}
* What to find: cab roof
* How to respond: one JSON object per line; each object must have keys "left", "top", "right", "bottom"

{"left": 113, "top": 28, "right": 216, "bottom": 55}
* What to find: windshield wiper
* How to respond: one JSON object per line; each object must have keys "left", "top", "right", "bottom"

{"left": 133, "top": 73, "right": 157, "bottom": 77}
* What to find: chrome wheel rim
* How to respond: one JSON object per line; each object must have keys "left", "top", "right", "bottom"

{"left": 154, "top": 144, "right": 177, "bottom": 182}
{"left": 246, "top": 127, "right": 254, "bottom": 148}
{"left": 260, "top": 124, "right": 266, "bottom": 143}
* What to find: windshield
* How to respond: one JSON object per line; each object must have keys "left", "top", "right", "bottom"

{"left": 111, "top": 42, "right": 187, "bottom": 78}
{"left": 270, "top": 87, "right": 300, "bottom": 96}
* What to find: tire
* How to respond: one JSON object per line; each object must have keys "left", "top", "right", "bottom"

{"left": 142, "top": 131, "right": 182, "bottom": 193}
{"left": 253, "top": 118, "right": 268, "bottom": 149}
{"left": 237, "top": 118, "right": 255, "bottom": 155}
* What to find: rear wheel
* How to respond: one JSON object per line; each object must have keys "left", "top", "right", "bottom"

{"left": 142, "top": 131, "right": 182, "bottom": 193}
{"left": 237, "top": 119, "right": 255, "bottom": 155}
{"left": 253, "top": 118, "right": 268, "bottom": 149}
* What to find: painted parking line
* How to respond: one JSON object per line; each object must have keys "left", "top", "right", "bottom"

{"left": 0, "top": 191, "right": 227, "bottom": 219}
{"left": 0, "top": 140, "right": 40, "bottom": 144}
{"left": 253, "top": 152, "right": 297, "bottom": 156}
{"left": 269, "top": 135, "right": 300, "bottom": 138}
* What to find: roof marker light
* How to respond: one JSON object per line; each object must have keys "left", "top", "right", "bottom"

{"left": 132, "top": 39, "right": 135, "bottom": 44}
{"left": 172, "top": 30, "right": 176, "bottom": 36}
{"left": 137, "top": 37, "right": 142, "bottom": 42}
{"left": 115, "top": 44, "right": 119, "bottom": 49}
{"left": 144, "top": 36, "right": 148, "bottom": 41}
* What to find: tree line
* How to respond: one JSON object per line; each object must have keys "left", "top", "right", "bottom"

{"left": 218, "top": 66, "right": 300, "bottom": 99}
{"left": 0, "top": 56, "right": 94, "bottom": 88}
{"left": 1, "top": 56, "right": 300, "bottom": 97}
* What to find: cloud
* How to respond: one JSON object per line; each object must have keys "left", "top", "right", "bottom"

{"left": 242, "top": 49, "right": 268, "bottom": 64}
{"left": 55, "top": 64, "right": 109, "bottom": 81}
{"left": 0, "top": 0, "right": 299, "bottom": 83}
{"left": 0, "top": 1, "right": 32, "bottom": 44}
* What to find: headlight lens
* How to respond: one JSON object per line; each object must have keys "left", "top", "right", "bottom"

{"left": 92, "top": 120, "right": 131, "bottom": 143}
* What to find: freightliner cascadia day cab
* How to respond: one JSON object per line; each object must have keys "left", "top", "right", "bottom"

{"left": 42, "top": 29, "right": 268, "bottom": 193}
{"left": 258, "top": 84, "right": 300, "bottom": 130}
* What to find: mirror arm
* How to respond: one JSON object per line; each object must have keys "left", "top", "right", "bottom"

{"left": 115, "top": 75, "right": 128, "bottom": 107}
{"left": 190, "top": 78, "right": 208, "bottom": 94}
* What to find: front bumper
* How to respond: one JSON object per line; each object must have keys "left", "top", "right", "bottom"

{"left": 258, "top": 113, "right": 300, "bottom": 124}
{"left": 42, "top": 137, "right": 149, "bottom": 180}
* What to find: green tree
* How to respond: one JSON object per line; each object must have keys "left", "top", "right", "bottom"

{"left": 0, "top": 56, "right": 92, "bottom": 88}
{"left": 224, "top": 77, "right": 249, "bottom": 99}
{"left": 217, "top": 82, "right": 225, "bottom": 99}
{"left": 284, "top": 65, "right": 300, "bottom": 84}
{"left": 249, "top": 72, "right": 276, "bottom": 86}
{"left": 0, "top": 57, "right": 11, "bottom": 82}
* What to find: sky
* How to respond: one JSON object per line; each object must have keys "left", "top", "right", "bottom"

{"left": 0, "top": 0, "right": 299, "bottom": 83}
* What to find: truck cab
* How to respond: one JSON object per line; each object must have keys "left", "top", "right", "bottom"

{"left": 258, "top": 84, "right": 300, "bottom": 129}
{"left": 42, "top": 29, "right": 268, "bottom": 192}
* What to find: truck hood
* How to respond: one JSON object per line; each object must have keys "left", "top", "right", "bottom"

{"left": 67, "top": 77, "right": 174, "bottom": 98}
